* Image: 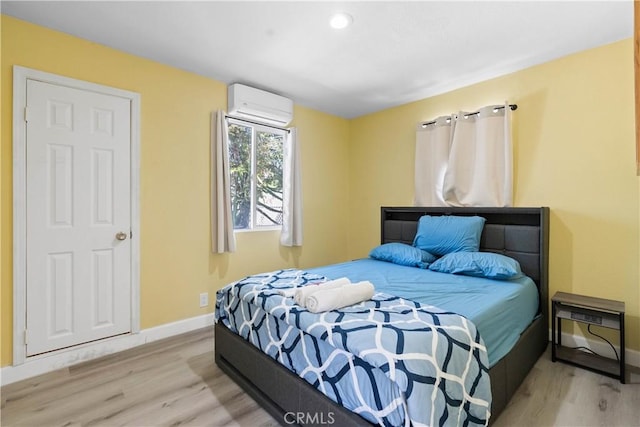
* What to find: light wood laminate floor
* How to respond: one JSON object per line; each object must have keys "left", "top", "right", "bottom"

{"left": 2, "top": 327, "right": 638, "bottom": 427}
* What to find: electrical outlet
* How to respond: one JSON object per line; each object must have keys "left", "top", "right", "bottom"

{"left": 199, "top": 292, "right": 209, "bottom": 308}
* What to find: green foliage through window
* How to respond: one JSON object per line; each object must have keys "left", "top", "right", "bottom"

{"left": 228, "top": 121, "right": 284, "bottom": 230}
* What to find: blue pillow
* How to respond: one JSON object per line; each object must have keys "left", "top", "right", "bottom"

{"left": 369, "top": 243, "right": 437, "bottom": 269}
{"left": 412, "top": 215, "right": 485, "bottom": 256}
{"left": 428, "top": 252, "right": 523, "bottom": 280}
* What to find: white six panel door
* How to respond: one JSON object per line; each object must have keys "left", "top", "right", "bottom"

{"left": 26, "top": 79, "right": 132, "bottom": 356}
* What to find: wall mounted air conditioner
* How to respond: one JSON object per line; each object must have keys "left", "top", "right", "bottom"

{"left": 227, "top": 83, "right": 293, "bottom": 127}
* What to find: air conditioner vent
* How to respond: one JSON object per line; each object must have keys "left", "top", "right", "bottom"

{"left": 228, "top": 84, "right": 293, "bottom": 127}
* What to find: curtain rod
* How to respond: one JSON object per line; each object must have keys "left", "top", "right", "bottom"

{"left": 420, "top": 104, "right": 518, "bottom": 128}
{"left": 225, "top": 114, "right": 291, "bottom": 133}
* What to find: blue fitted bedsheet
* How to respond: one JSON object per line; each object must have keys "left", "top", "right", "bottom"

{"left": 307, "top": 258, "right": 539, "bottom": 367}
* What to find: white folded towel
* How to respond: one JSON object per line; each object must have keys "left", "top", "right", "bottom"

{"left": 277, "top": 288, "right": 297, "bottom": 298}
{"left": 294, "top": 277, "right": 350, "bottom": 307}
{"left": 306, "top": 281, "right": 375, "bottom": 313}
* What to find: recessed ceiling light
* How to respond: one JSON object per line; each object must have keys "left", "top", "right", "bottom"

{"left": 329, "top": 12, "right": 353, "bottom": 30}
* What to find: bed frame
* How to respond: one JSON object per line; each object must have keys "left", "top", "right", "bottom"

{"left": 215, "top": 207, "right": 550, "bottom": 426}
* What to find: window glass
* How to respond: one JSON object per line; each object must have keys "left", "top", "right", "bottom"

{"left": 228, "top": 121, "right": 284, "bottom": 230}
{"left": 255, "top": 130, "right": 284, "bottom": 226}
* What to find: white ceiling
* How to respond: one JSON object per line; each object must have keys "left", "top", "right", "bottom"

{"left": 2, "top": 1, "right": 633, "bottom": 118}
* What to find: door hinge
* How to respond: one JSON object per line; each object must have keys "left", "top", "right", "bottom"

{"left": 130, "top": 230, "right": 133, "bottom": 239}
{"left": 24, "top": 329, "right": 28, "bottom": 345}
{"left": 24, "top": 106, "right": 30, "bottom": 122}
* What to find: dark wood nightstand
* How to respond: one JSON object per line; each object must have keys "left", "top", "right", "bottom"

{"left": 551, "top": 291, "right": 625, "bottom": 383}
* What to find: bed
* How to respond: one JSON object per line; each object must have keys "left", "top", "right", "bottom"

{"left": 214, "top": 206, "right": 549, "bottom": 426}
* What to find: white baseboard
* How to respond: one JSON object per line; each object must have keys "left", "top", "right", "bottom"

{"left": 1, "top": 313, "right": 215, "bottom": 386}
{"left": 549, "top": 329, "right": 640, "bottom": 368}
{"left": 3, "top": 318, "right": 637, "bottom": 386}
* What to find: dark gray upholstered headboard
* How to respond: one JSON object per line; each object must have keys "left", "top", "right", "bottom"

{"left": 381, "top": 207, "right": 550, "bottom": 318}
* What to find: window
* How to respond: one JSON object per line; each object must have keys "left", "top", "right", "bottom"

{"left": 227, "top": 119, "right": 285, "bottom": 230}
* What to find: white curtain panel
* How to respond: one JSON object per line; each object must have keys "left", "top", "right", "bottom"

{"left": 211, "top": 110, "right": 236, "bottom": 253}
{"left": 280, "top": 128, "right": 303, "bottom": 247}
{"left": 442, "top": 104, "right": 513, "bottom": 207}
{"left": 414, "top": 116, "right": 452, "bottom": 206}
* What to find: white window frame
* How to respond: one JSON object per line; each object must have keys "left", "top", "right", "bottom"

{"left": 227, "top": 118, "right": 286, "bottom": 232}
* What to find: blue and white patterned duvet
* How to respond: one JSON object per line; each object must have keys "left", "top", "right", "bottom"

{"left": 215, "top": 269, "right": 492, "bottom": 426}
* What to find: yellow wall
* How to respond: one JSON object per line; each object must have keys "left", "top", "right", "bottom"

{"left": 2, "top": 15, "right": 638, "bottom": 367}
{"left": 0, "top": 16, "right": 350, "bottom": 366}
{"left": 349, "top": 38, "right": 639, "bottom": 352}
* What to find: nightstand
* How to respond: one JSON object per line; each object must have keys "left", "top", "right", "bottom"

{"left": 551, "top": 291, "right": 625, "bottom": 383}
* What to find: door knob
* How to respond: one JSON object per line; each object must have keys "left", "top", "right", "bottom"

{"left": 115, "top": 231, "right": 128, "bottom": 241}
